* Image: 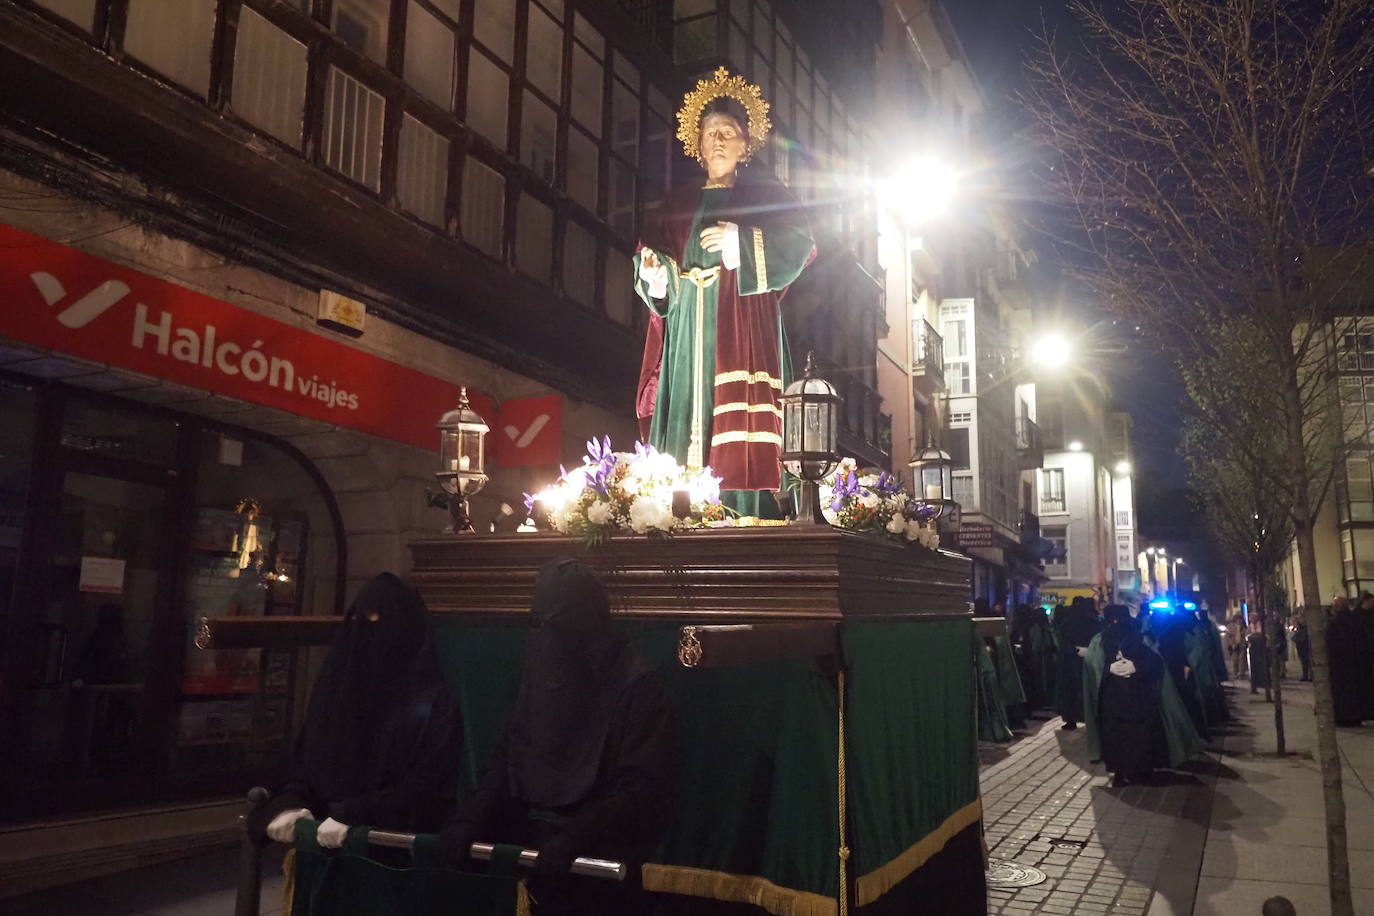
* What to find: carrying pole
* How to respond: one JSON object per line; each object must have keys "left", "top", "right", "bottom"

{"left": 234, "top": 787, "right": 271, "bottom": 916}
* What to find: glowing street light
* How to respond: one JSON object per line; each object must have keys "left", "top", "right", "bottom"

{"left": 1068, "top": 440, "right": 1084, "bottom": 452}
{"left": 1030, "top": 332, "right": 1073, "bottom": 370}
{"left": 1115, "top": 460, "right": 1131, "bottom": 474}
{"left": 882, "top": 155, "right": 958, "bottom": 225}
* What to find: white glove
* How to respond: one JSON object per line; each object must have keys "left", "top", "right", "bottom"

{"left": 719, "top": 222, "right": 741, "bottom": 271}
{"left": 1109, "top": 655, "right": 1137, "bottom": 678}
{"left": 1075, "top": 646, "right": 1088, "bottom": 658}
{"left": 638, "top": 250, "right": 668, "bottom": 299}
{"left": 317, "top": 817, "right": 349, "bottom": 849}
{"left": 266, "top": 807, "right": 313, "bottom": 844}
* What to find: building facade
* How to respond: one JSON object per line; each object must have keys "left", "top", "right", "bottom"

{"left": 0, "top": 0, "right": 890, "bottom": 890}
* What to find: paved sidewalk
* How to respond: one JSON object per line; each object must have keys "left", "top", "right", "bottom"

{"left": 980, "top": 683, "right": 1374, "bottom": 916}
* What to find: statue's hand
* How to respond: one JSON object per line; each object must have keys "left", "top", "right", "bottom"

{"left": 699, "top": 223, "right": 729, "bottom": 253}
{"left": 641, "top": 249, "right": 661, "bottom": 270}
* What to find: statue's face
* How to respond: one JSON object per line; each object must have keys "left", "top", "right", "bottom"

{"left": 698, "top": 113, "right": 747, "bottom": 177}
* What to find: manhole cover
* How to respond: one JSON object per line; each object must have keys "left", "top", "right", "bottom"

{"left": 1048, "top": 837, "right": 1087, "bottom": 849}
{"left": 985, "top": 858, "right": 1047, "bottom": 888}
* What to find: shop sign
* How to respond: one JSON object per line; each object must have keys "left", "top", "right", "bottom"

{"left": 955, "top": 522, "right": 995, "bottom": 549}
{"left": 494, "top": 395, "right": 563, "bottom": 467}
{"left": 78, "top": 556, "right": 125, "bottom": 593}
{"left": 0, "top": 223, "right": 493, "bottom": 451}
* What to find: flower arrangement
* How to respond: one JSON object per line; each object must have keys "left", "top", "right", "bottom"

{"left": 525, "top": 437, "right": 725, "bottom": 545}
{"left": 819, "top": 459, "right": 941, "bottom": 549}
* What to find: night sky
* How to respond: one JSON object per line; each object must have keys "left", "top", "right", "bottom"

{"left": 942, "top": 0, "right": 1190, "bottom": 485}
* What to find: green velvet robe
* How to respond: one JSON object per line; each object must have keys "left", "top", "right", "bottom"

{"left": 633, "top": 174, "right": 814, "bottom": 515}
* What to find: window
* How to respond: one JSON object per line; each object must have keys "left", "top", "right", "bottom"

{"left": 473, "top": 0, "right": 516, "bottom": 61}
{"left": 323, "top": 67, "right": 385, "bottom": 191}
{"left": 566, "top": 128, "right": 599, "bottom": 213}
{"left": 1116, "top": 533, "right": 1133, "bottom": 569}
{"left": 604, "top": 248, "right": 634, "bottom": 325}
{"left": 404, "top": 0, "right": 457, "bottom": 108}
{"left": 570, "top": 42, "right": 604, "bottom": 135}
{"left": 946, "top": 426, "right": 970, "bottom": 470}
{"left": 521, "top": 91, "right": 557, "bottom": 183}
{"left": 945, "top": 361, "right": 971, "bottom": 396}
{"left": 1115, "top": 510, "right": 1132, "bottom": 528}
{"left": 1040, "top": 468, "right": 1066, "bottom": 514}
{"left": 466, "top": 51, "right": 509, "bottom": 147}
{"left": 608, "top": 158, "right": 635, "bottom": 239}
{"left": 1044, "top": 525, "right": 1068, "bottom": 576}
{"left": 949, "top": 410, "right": 972, "bottom": 426}
{"left": 461, "top": 157, "right": 505, "bottom": 257}
{"left": 515, "top": 192, "right": 554, "bottom": 283}
{"left": 233, "top": 8, "right": 309, "bottom": 147}
{"left": 35, "top": 0, "right": 96, "bottom": 30}
{"left": 332, "top": 0, "right": 390, "bottom": 63}
{"left": 396, "top": 115, "right": 449, "bottom": 227}
{"left": 124, "top": 0, "right": 215, "bottom": 97}
{"left": 1347, "top": 456, "right": 1373, "bottom": 522}
{"left": 525, "top": 5, "right": 564, "bottom": 99}
{"left": 563, "top": 221, "right": 597, "bottom": 306}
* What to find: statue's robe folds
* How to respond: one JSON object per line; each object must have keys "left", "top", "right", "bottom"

{"left": 633, "top": 175, "right": 814, "bottom": 511}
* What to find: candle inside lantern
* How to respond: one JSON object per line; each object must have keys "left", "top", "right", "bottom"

{"left": 925, "top": 483, "right": 941, "bottom": 500}
{"left": 459, "top": 455, "right": 471, "bottom": 471}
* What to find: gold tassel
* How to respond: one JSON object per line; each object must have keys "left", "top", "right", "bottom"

{"left": 515, "top": 879, "right": 532, "bottom": 916}
{"left": 281, "top": 848, "right": 296, "bottom": 916}
{"left": 837, "top": 670, "right": 849, "bottom": 916}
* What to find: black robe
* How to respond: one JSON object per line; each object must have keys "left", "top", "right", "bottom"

{"left": 1328, "top": 609, "right": 1371, "bottom": 726}
{"left": 445, "top": 557, "right": 676, "bottom": 916}
{"left": 1096, "top": 622, "right": 1167, "bottom": 777}
{"left": 1154, "top": 612, "right": 1207, "bottom": 737}
{"left": 1010, "top": 607, "right": 1056, "bottom": 711}
{"left": 246, "top": 573, "right": 461, "bottom": 842}
{"left": 1053, "top": 602, "right": 1099, "bottom": 724}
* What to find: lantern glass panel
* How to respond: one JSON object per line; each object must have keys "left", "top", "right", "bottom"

{"left": 921, "top": 465, "right": 943, "bottom": 501}
{"left": 784, "top": 401, "right": 803, "bottom": 452}
{"left": 440, "top": 428, "right": 460, "bottom": 471}
{"left": 459, "top": 428, "right": 484, "bottom": 472}
{"left": 803, "top": 402, "right": 824, "bottom": 451}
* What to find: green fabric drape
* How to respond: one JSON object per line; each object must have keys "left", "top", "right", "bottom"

{"left": 992, "top": 635, "right": 1027, "bottom": 707}
{"left": 973, "top": 633, "right": 1013, "bottom": 743}
{"left": 288, "top": 819, "right": 522, "bottom": 916}
{"left": 843, "top": 620, "right": 981, "bottom": 903}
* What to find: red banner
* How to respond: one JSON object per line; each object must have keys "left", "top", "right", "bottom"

{"left": 494, "top": 395, "right": 563, "bottom": 467}
{"left": 0, "top": 223, "right": 493, "bottom": 450}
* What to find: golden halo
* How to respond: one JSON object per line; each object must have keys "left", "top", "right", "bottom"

{"left": 676, "top": 67, "right": 772, "bottom": 162}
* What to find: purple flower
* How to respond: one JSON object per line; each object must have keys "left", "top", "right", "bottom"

{"left": 523, "top": 492, "right": 535, "bottom": 514}
{"left": 873, "top": 471, "right": 901, "bottom": 495}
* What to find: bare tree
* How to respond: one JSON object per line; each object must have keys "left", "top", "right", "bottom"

{"left": 1025, "top": 2, "right": 1374, "bottom": 911}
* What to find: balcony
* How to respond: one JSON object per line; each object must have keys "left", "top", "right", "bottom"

{"left": 912, "top": 319, "right": 945, "bottom": 394}
{"left": 1016, "top": 416, "right": 1044, "bottom": 470}
{"left": 1020, "top": 509, "right": 1041, "bottom": 544}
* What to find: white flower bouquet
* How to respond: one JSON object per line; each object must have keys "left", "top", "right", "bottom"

{"left": 818, "top": 458, "right": 941, "bottom": 549}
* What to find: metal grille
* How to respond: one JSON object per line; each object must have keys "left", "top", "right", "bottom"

{"left": 397, "top": 115, "right": 449, "bottom": 227}
{"left": 233, "top": 8, "right": 308, "bottom": 147}
{"left": 323, "top": 67, "right": 384, "bottom": 191}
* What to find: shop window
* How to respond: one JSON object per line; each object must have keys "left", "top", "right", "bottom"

{"left": 397, "top": 115, "right": 449, "bottom": 227}
{"left": 0, "top": 381, "right": 36, "bottom": 622}
{"left": 604, "top": 249, "right": 634, "bottom": 325}
{"left": 525, "top": 6, "right": 564, "bottom": 100}
{"left": 516, "top": 192, "right": 554, "bottom": 284}
{"left": 465, "top": 51, "right": 509, "bottom": 148}
{"left": 570, "top": 44, "right": 604, "bottom": 136}
{"left": 521, "top": 92, "right": 557, "bottom": 184}
{"left": 473, "top": 0, "right": 515, "bottom": 61}
{"left": 172, "top": 431, "right": 340, "bottom": 781}
{"left": 123, "top": 0, "right": 215, "bottom": 97}
{"left": 62, "top": 397, "right": 179, "bottom": 467}
{"left": 563, "top": 220, "right": 598, "bottom": 306}
{"left": 566, "top": 127, "right": 599, "bottom": 213}
{"left": 461, "top": 157, "right": 505, "bottom": 257}
{"left": 333, "top": 0, "right": 390, "bottom": 65}
{"left": 323, "top": 66, "right": 385, "bottom": 191}
{"left": 34, "top": 0, "right": 96, "bottom": 30}
{"left": 233, "top": 8, "right": 309, "bottom": 148}
{"left": 404, "top": 0, "right": 457, "bottom": 109}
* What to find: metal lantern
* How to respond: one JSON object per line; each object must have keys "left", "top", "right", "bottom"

{"left": 433, "top": 387, "right": 489, "bottom": 533}
{"left": 909, "top": 439, "right": 956, "bottom": 520}
{"left": 780, "top": 352, "right": 842, "bottom": 524}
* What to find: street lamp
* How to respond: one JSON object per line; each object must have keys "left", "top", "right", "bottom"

{"left": 1068, "top": 440, "right": 1084, "bottom": 452}
{"left": 1029, "top": 333, "right": 1072, "bottom": 371}
{"left": 881, "top": 155, "right": 957, "bottom": 225}
{"left": 780, "top": 352, "right": 842, "bottom": 525}
{"left": 433, "top": 387, "right": 489, "bottom": 533}
{"left": 1114, "top": 460, "right": 1131, "bottom": 474}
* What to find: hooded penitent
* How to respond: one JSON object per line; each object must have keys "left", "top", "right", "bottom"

{"left": 506, "top": 556, "right": 652, "bottom": 808}
{"left": 247, "top": 572, "right": 460, "bottom": 841}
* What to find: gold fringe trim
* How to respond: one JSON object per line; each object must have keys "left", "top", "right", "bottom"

{"left": 516, "top": 879, "right": 532, "bottom": 916}
{"left": 712, "top": 401, "right": 783, "bottom": 417}
{"left": 643, "top": 864, "right": 837, "bottom": 916}
{"left": 854, "top": 799, "right": 984, "bottom": 907}
{"left": 753, "top": 226, "right": 767, "bottom": 293}
{"left": 710, "top": 430, "right": 783, "bottom": 447}
{"left": 714, "top": 370, "right": 783, "bottom": 389}
{"left": 281, "top": 848, "right": 296, "bottom": 916}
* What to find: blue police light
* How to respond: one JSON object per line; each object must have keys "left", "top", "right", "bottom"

{"left": 1182, "top": 601, "right": 1198, "bottom": 611}
{"left": 1149, "top": 598, "right": 1171, "bottom": 610}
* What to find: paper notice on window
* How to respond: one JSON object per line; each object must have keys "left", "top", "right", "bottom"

{"left": 79, "top": 556, "right": 126, "bottom": 594}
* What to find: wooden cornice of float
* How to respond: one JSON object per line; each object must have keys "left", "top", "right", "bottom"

{"left": 409, "top": 526, "right": 971, "bottom": 622}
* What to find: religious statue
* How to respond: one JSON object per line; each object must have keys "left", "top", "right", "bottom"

{"left": 634, "top": 68, "right": 816, "bottom": 518}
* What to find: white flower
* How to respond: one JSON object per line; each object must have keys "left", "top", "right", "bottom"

{"left": 586, "top": 500, "right": 613, "bottom": 525}
{"left": 628, "top": 497, "right": 672, "bottom": 533}
{"left": 905, "top": 520, "right": 924, "bottom": 541}
{"left": 886, "top": 513, "right": 906, "bottom": 535}
{"left": 859, "top": 491, "right": 881, "bottom": 509}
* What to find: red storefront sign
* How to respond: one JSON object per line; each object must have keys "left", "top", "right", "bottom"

{"left": 494, "top": 395, "right": 563, "bottom": 467}
{"left": 0, "top": 223, "right": 493, "bottom": 449}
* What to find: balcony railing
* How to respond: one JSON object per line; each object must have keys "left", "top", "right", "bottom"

{"left": 913, "top": 319, "right": 945, "bottom": 388}
{"left": 1016, "top": 416, "right": 1044, "bottom": 470}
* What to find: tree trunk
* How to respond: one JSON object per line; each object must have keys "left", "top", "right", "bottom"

{"left": 1285, "top": 387, "right": 1352, "bottom": 914}
{"left": 1270, "top": 596, "right": 1286, "bottom": 756}
{"left": 1257, "top": 565, "right": 1272, "bottom": 702}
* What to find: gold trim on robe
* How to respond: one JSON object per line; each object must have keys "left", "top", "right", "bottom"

{"left": 854, "top": 798, "right": 984, "bottom": 906}
{"left": 753, "top": 226, "right": 767, "bottom": 293}
{"left": 710, "top": 430, "right": 784, "bottom": 447}
{"left": 712, "top": 401, "right": 784, "bottom": 417}
{"left": 714, "top": 370, "right": 783, "bottom": 388}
